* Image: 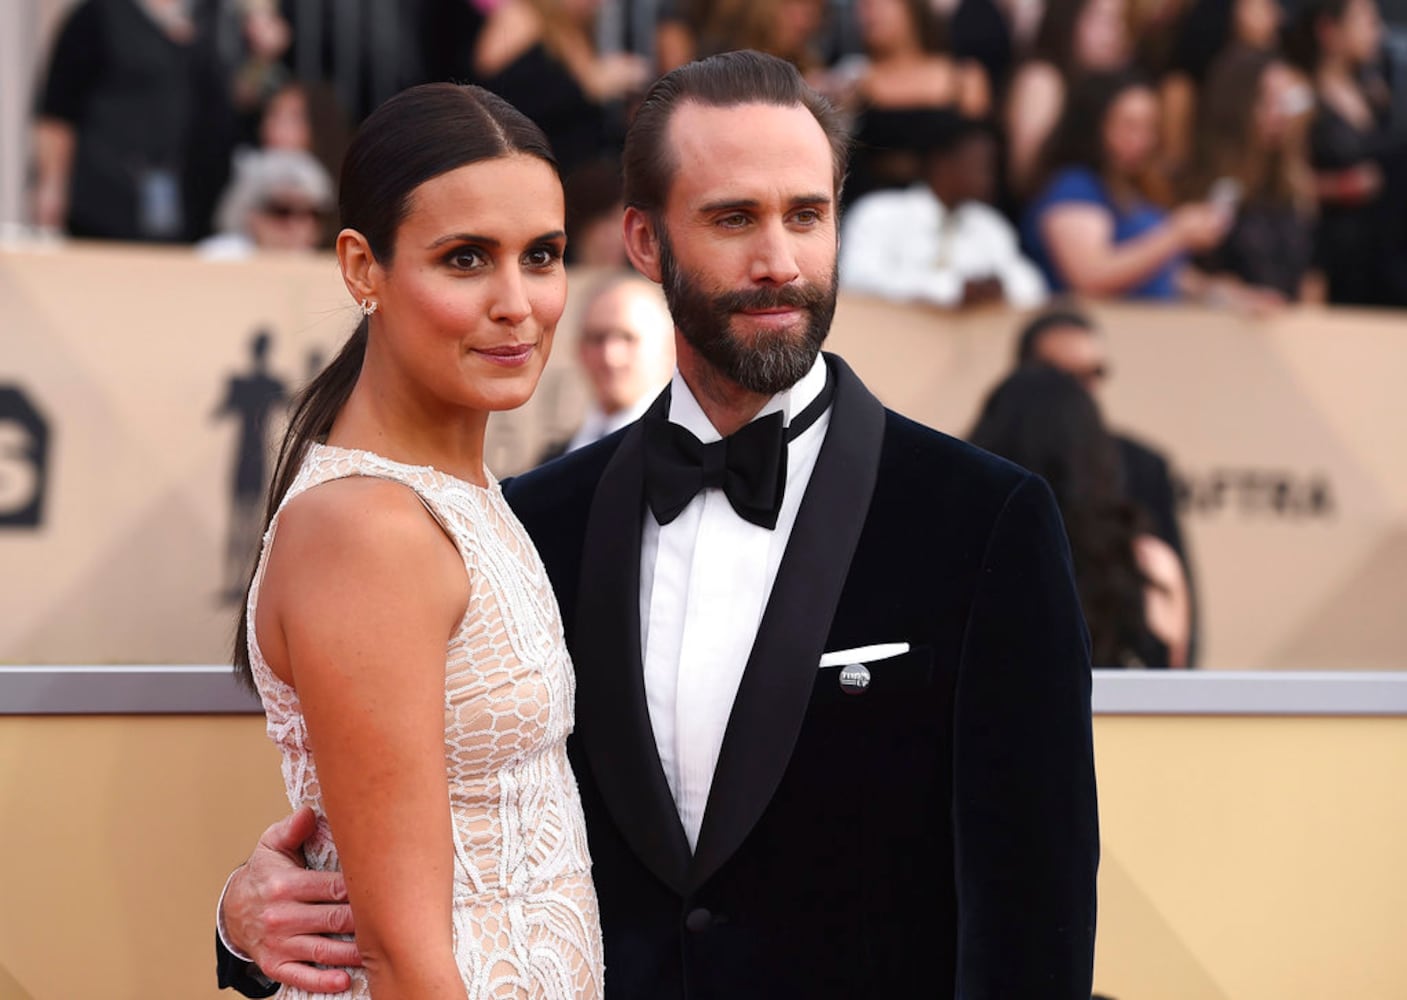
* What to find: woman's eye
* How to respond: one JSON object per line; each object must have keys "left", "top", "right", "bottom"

{"left": 446, "top": 247, "right": 485, "bottom": 270}
{"left": 524, "top": 246, "right": 561, "bottom": 268}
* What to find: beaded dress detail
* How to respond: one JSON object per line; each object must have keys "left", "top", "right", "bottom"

{"left": 245, "top": 444, "right": 603, "bottom": 999}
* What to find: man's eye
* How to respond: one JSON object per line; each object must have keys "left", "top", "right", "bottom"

{"left": 718, "top": 214, "right": 749, "bottom": 229}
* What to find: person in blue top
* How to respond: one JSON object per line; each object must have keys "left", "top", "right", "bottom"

{"left": 1021, "top": 71, "right": 1235, "bottom": 301}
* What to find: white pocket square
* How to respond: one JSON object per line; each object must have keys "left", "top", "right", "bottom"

{"left": 818, "top": 642, "right": 911, "bottom": 669}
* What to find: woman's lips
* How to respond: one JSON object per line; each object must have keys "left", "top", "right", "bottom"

{"left": 474, "top": 343, "right": 536, "bottom": 366}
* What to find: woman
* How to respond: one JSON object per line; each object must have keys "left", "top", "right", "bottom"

{"left": 969, "top": 366, "right": 1190, "bottom": 668}
{"left": 474, "top": 0, "right": 649, "bottom": 176}
{"left": 234, "top": 83, "right": 603, "bottom": 998}
{"left": 1021, "top": 72, "right": 1233, "bottom": 300}
{"left": 1287, "top": 0, "right": 1407, "bottom": 305}
{"left": 822, "top": 0, "right": 991, "bottom": 206}
{"left": 1158, "top": 0, "right": 1285, "bottom": 172}
{"left": 1182, "top": 49, "right": 1322, "bottom": 301}
{"left": 1004, "top": 0, "right": 1132, "bottom": 196}
{"left": 656, "top": 0, "right": 829, "bottom": 75}
{"left": 31, "top": 0, "right": 239, "bottom": 241}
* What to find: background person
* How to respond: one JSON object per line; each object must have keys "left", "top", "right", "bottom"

{"left": 1181, "top": 49, "right": 1323, "bottom": 302}
{"left": 1013, "top": 306, "right": 1197, "bottom": 665}
{"left": 31, "top": 0, "right": 240, "bottom": 242}
{"left": 820, "top": 0, "right": 991, "bottom": 206}
{"left": 1004, "top": 0, "right": 1134, "bottom": 197}
{"left": 474, "top": 0, "right": 649, "bottom": 177}
{"left": 1020, "top": 71, "right": 1237, "bottom": 301}
{"left": 840, "top": 118, "right": 1048, "bottom": 308}
{"left": 1288, "top": 0, "right": 1407, "bottom": 305}
{"left": 199, "top": 148, "right": 333, "bottom": 257}
{"left": 537, "top": 273, "right": 675, "bottom": 462}
{"left": 970, "top": 364, "right": 1191, "bottom": 667}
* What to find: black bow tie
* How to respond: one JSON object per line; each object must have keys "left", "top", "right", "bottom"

{"left": 643, "top": 364, "right": 834, "bottom": 530}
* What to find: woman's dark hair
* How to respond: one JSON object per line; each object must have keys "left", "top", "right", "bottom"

{"left": 1033, "top": 0, "right": 1107, "bottom": 77}
{"left": 1032, "top": 69, "right": 1154, "bottom": 192}
{"left": 232, "top": 83, "right": 558, "bottom": 683}
{"left": 898, "top": 0, "right": 953, "bottom": 56}
{"left": 1169, "top": 0, "right": 1236, "bottom": 83}
{"left": 1183, "top": 48, "right": 1311, "bottom": 208}
{"left": 1284, "top": 0, "right": 1354, "bottom": 72}
{"left": 623, "top": 50, "right": 850, "bottom": 218}
{"left": 968, "top": 366, "right": 1153, "bottom": 667}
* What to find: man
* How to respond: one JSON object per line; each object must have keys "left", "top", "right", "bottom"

{"left": 217, "top": 52, "right": 1098, "bottom": 998}
{"left": 839, "top": 118, "right": 1047, "bottom": 310}
{"left": 1016, "top": 308, "right": 1192, "bottom": 586}
{"left": 1016, "top": 306, "right": 1197, "bottom": 665}
{"left": 538, "top": 274, "right": 675, "bottom": 463}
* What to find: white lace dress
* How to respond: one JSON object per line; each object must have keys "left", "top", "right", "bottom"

{"left": 246, "top": 443, "right": 603, "bottom": 1000}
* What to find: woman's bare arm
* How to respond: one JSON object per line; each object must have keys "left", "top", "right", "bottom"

{"left": 259, "top": 477, "right": 470, "bottom": 1000}
{"left": 1135, "top": 533, "right": 1191, "bottom": 669}
{"left": 1041, "top": 202, "right": 1227, "bottom": 297}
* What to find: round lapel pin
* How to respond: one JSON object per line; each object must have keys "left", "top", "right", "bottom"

{"left": 838, "top": 663, "right": 871, "bottom": 695}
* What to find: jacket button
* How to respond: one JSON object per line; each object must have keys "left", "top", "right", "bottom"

{"left": 685, "top": 907, "right": 713, "bottom": 932}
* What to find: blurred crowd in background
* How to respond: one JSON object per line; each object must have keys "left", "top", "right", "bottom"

{"left": 26, "top": 0, "right": 1407, "bottom": 307}
{"left": 19, "top": 0, "right": 1407, "bottom": 669}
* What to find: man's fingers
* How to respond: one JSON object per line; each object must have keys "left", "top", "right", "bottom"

{"left": 257, "top": 805, "right": 319, "bottom": 857}
{"left": 287, "top": 930, "right": 362, "bottom": 968}
{"left": 264, "top": 901, "right": 355, "bottom": 939}
{"left": 267, "top": 956, "right": 356, "bottom": 993}
{"left": 259, "top": 867, "right": 349, "bottom": 907}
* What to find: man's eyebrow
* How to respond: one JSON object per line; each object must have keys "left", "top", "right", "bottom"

{"left": 697, "top": 194, "right": 832, "bottom": 214}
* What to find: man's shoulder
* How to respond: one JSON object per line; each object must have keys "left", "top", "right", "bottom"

{"left": 878, "top": 407, "right": 1034, "bottom": 502}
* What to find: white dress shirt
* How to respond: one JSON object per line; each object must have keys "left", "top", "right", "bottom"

{"left": 839, "top": 184, "right": 1048, "bottom": 309}
{"left": 565, "top": 393, "right": 657, "bottom": 454}
{"left": 640, "top": 354, "right": 831, "bottom": 850}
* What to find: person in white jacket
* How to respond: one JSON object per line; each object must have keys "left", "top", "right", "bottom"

{"left": 840, "top": 119, "right": 1047, "bottom": 309}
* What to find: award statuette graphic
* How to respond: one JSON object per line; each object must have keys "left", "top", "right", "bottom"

{"left": 214, "top": 330, "right": 288, "bottom": 602}
{"left": 0, "top": 385, "right": 50, "bottom": 528}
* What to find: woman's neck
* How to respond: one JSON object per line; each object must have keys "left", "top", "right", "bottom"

{"left": 329, "top": 372, "right": 490, "bottom": 487}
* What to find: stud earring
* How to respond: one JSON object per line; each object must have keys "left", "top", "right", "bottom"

{"left": 361, "top": 299, "right": 379, "bottom": 317}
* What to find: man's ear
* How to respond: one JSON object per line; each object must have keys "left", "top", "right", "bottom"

{"left": 336, "top": 228, "right": 382, "bottom": 308}
{"left": 622, "top": 207, "right": 663, "bottom": 284}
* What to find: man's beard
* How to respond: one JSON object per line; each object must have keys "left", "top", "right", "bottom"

{"left": 658, "top": 225, "right": 837, "bottom": 396}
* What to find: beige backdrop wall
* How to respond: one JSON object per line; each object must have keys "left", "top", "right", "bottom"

{"left": 1, "top": 243, "right": 1405, "bottom": 669}
{"left": 0, "top": 712, "right": 1403, "bottom": 999}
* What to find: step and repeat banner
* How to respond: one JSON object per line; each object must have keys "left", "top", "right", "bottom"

{"left": 1, "top": 242, "right": 1404, "bottom": 669}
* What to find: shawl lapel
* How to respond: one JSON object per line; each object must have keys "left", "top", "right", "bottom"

{"left": 688, "top": 354, "right": 886, "bottom": 891}
{"left": 572, "top": 414, "right": 693, "bottom": 894}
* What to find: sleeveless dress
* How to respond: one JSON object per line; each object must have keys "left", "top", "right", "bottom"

{"left": 245, "top": 443, "right": 604, "bottom": 1000}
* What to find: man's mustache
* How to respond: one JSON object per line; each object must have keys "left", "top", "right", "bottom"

{"left": 713, "top": 283, "right": 829, "bottom": 313}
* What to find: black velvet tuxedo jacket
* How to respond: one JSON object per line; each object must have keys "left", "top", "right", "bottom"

{"left": 217, "top": 353, "right": 1098, "bottom": 999}
{"left": 506, "top": 354, "right": 1098, "bottom": 999}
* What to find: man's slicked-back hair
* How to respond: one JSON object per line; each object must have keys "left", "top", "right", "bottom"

{"left": 1015, "top": 306, "right": 1097, "bottom": 365}
{"left": 623, "top": 49, "right": 850, "bottom": 216}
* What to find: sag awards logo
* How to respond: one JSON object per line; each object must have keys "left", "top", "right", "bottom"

{"left": 0, "top": 385, "right": 49, "bottom": 528}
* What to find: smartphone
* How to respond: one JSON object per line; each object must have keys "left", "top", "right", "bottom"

{"left": 1209, "top": 177, "right": 1243, "bottom": 212}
